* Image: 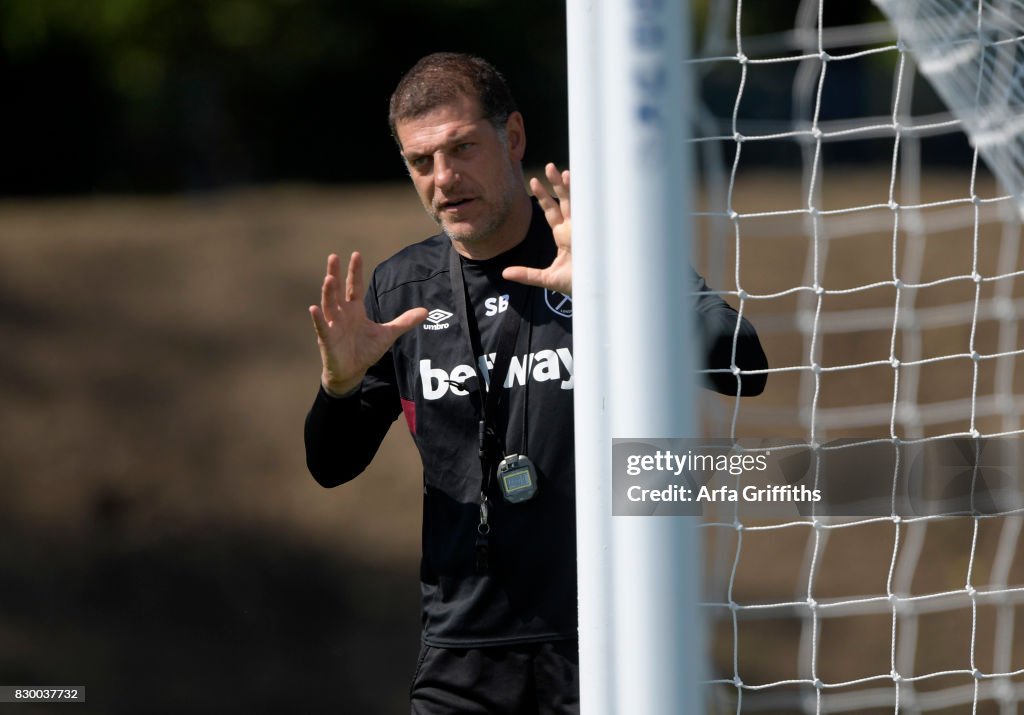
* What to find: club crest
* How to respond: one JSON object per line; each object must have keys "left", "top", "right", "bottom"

{"left": 544, "top": 290, "right": 572, "bottom": 318}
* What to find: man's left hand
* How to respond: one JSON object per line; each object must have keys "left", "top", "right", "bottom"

{"left": 503, "top": 163, "right": 571, "bottom": 296}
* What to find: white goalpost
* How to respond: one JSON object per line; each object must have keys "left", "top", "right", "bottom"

{"left": 568, "top": 0, "right": 702, "bottom": 713}
{"left": 571, "top": 0, "right": 1024, "bottom": 713}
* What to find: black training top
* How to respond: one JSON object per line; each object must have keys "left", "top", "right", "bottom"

{"left": 304, "top": 200, "right": 768, "bottom": 647}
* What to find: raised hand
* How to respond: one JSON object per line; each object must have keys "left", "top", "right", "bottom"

{"left": 503, "top": 163, "right": 572, "bottom": 296}
{"left": 309, "top": 252, "right": 427, "bottom": 396}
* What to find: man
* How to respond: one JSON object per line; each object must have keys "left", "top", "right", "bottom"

{"left": 304, "top": 52, "right": 767, "bottom": 714}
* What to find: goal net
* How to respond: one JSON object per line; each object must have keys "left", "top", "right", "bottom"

{"left": 692, "top": 0, "right": 1024, "bottom": 712}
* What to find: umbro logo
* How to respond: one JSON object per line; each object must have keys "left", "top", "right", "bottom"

{"left": 424, "top": 308, "right": 453, "bottom": 331}
{"left": 427, "top": 309, "right": 453, "bottom": 324}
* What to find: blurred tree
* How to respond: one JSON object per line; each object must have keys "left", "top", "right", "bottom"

{"left": 0, "top": 0, "right": 568, "bottom": 194}
{"left": 0, "top": 0, "right": 901, "bottom": 195}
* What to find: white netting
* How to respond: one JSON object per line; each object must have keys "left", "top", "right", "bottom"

{"left": 876, "top": 0, "right": 1024, "bottom": 218}
{"left": 692, "top": 1, "right": 1024, "bottom": 712}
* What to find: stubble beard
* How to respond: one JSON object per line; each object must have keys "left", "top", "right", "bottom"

{"left": 433, "top": 163, "right": 522, "bottom": 248}
{"left": 439, "top": 192, "right": 512, "bottom": 247}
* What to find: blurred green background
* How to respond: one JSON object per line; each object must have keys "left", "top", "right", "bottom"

{"left": 0, "top": 0, "right": 904, "bottom": 197}
{"left": 0, "top": 0, "right": 570, "bottom": 194}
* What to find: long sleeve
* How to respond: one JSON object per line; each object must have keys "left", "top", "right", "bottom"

{"left": 303, "top": 351, "right": 403, "bottom": 488}
{"left": 303, "top": 274, "right": 404, "bottom": 488}
{"left": 691, "top": 268, "right": 769, "bottom": 397}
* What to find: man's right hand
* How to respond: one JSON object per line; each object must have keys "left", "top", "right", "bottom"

{"left": 309, "top": 252, "right": 427, "bottom": 396}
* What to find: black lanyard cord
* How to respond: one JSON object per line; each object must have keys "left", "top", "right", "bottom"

{"left": 520, "top": 306, "right": 533, "bottom": 457}
{"left": 447, "top": 243, "right": 531, "bottom": 488}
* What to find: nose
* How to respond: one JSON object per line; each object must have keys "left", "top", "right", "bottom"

{"left": 434, "top": 152, "right": 457, "bottom": 191}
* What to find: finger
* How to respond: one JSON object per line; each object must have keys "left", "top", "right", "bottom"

{"left": 529, "top": 176, "right": 564, "bottom": 227}
{"left": 309, "top": 305, "right": 330, "bottom": 341}
{"left": 544, "top": 162, "right": 562, "bottom": 187}
{"left": 326, "top": 253, "right": 342, "bottom": 280}
{"left": 544, "top": 163, "right": 570, "bottom": 202}
{"left": 384, "top": 306, "right": 428, "bottom": 338}
{"left": 346, "top": 252, "right": 364, "bottom": 303}
{"left": 321, "top": 274, "right": 341, "bottom": 323}
{"left": 560, "top": 169, "right": 571, "bottom": 219}
{"left": 503, "top": 265, "right": 549, "bottom": 290}
{"left": 324, "top": 253, "right": 345, "bottom": 313}
{"left": 529, "top": 175, "right": 551, "bottom": 203}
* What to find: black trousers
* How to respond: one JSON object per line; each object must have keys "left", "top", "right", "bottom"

{"left": 409, "top": 639, "right": 580, "bottom": 715}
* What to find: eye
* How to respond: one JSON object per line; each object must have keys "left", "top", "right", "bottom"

{"left": 455, "top": 142, "right": 472, "bottom": 153}
{"left": 409, "top": 155, "right": 431, "bottom": 170}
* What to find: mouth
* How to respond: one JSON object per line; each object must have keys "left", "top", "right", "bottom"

{"left": 438, "top": 198, "right": 475, "bottom": 213}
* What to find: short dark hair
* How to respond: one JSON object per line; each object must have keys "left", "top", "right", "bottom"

{"left": 388, "top": 52, "right": 518, "bottom": 143}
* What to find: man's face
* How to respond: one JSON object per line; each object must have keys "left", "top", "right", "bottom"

{"left": 395, "top": 94, "right": 525, "bottom": 246}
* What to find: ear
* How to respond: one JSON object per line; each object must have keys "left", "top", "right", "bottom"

{"left": 504, "top": 111, "right": 526, "bottom": 162}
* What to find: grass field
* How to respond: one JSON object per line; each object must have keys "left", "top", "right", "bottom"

{"left": 1, "top": 174, "right": 1022, "bottom": 713}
